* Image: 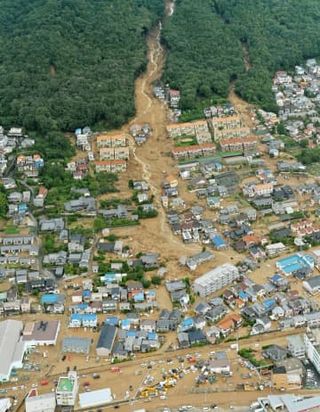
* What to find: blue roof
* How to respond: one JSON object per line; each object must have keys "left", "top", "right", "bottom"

{"left": 239, "top": 291, "right": 248, "bottom": 299}
{"left": 102, "top": 272, "right": 117, "bottom": 284}
{"left": 82, "top": 290, "right": 91, "bottom": 297}
{"left": 105, "top": 316, "right": 119, "bottom": 326}
{"left": 126, "top": 330, "right": 137, "bottom": 337}
{"left": 40, "top": 293, "right": 64, "bottom": 305}
{"left": 121, "top": 319, "right": 131, "bottom": 327}
{"left": 71, "top": 313, "right": 96, "bottom": 321}
{"left": 211, "top": 234, "right": 226, "bottom": 247}
{"left": 263, "top": 298, "right": 276, "bottom": 309}
{"left": 75, "top": 128, "right": 82, "bottom": 135}
{"left": 76, "top": 303, "right": 88, "bottom": 310}
{"left": 41, "top": 294, "right": 58, "bottom": 305}
{"left": 147, "top": 332, "right": 157, "bottom": 340}
{"left": 18, "top": 203, "right": 28, "bottom": 212}
{"left": 182, "top": 317, "right": 194, "bottom": 327}
{"left": 133, "top": 292, "right": 145, "bottom": 302}
{"left": 271, "top": 274, "right": 282, "bottom": 282}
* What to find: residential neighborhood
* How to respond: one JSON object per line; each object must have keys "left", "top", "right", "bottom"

{"left": 3, "top": 46, "right": 320, "bottom": 412}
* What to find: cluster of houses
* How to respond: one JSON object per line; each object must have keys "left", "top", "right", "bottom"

{"left": 204, "top": 103, "right": 236, "bottom": 119}
{"left": 153, "top": 83, "right": 181, "bottom": 121}
{"left": 273, "top": 59, "right": 320, "bottom": 142}
{"left": 129, "top": 124, "right": 152, "bottom": 145}
{"left": 0, "top": 126, "right": 34, "bottom": 175}
{"left": 66, "top": 158, "right": 89, "bottom": 180}
{"left": 75, "top": 126, "right": 93, "bottom": 152}
{"left": 16, "top": 154, "right": 44, "bottom": 177}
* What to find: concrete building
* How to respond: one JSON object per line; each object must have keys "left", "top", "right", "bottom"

{"left": 0, "top": 399, "right": 11, "bottom": 412}
{"left": 258, "top": 394, "right": 320, "bottom": 412}
{"left": 25, "top": 390, "right": 56, "bottom": 412}
{"left": 0, "top": 320, "right": 25, "bottom": 382}
{"left": 95, "top": 160, "right": 127, "bottom": 173}
{"left": 22, "top": 320, "right": 60, "bottom": 347}
{"left": 96, "top": 133, "right": 127, "bottom": 148}
{"left": 287, "top": 335, "right": 305, "bottom": 359}
{"left": 193, "top": 263, "right": 239, "bottom": 297}
{"left": 304, "top": 333, "right": 320, "bottom": 375}
{"left": 79, "top": 388, "right": 113, "bottom": 409}
{"left": 56, "top": 371, "right": 78, "bottom": 406}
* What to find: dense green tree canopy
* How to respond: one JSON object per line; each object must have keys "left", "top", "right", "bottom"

{"left": 162, "top": 0, "right": 320, "bottom": 112}
{"left": 0, "top": 0, "right": 163, "bottom": 132}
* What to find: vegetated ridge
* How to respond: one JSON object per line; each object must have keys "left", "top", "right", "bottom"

{"left": 0, "top": 0, "right": 163, "bottom": 133}
{"left": 162, "top": 0, "right": 320, "bottom": 112}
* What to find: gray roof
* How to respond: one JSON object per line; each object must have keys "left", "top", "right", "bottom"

{"left": 62, "top": 337, "right": 91, "bottom": 354}
{"left": 96, "top": 324, "right": 117, "bottom": 351}
{"left": 0, "top": 320, "right": 24, "bottom": 380}
{"left": 305, "top": 275, "right": 320, "bottom": 289}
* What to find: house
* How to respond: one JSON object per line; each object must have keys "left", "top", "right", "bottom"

{"left": 140, "top": 319, "right": 156, "bottom": 332}
{"left": 207, "top": 351, "right": 231, "bottom": 374}
{"left": 186, "top": 250, "right": 214, "bottom": 270}
{"left": 266, "top": 242, "right": 287, "bottom": 257}
{"left": 217, "top": 313, "right": 242, "bottom": 336}
{"left": 263, "top": 345, "right": 288, "bottom": 362}
{"left": 126, "top": 281, "right": 144, "bottom": 299}
{"left": 188, "top": 329, "right": 207, "bottom": 346}
{"left": 303, "top": 276, "right": 320, "bottom": 295}
{"left": 64, "top": 197, "right": 96, "bottom": 213}
{"left": 69, "top": 314, "right": 97, "bottom": 328}
{"left": 157, "top": 309, "right": 181, "bottom": 332}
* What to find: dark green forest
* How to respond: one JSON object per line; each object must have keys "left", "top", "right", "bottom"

{"left": 162, "top": 0, "right": 320, "bottom": 112}
{"left": 0, "top": 0, "right": 163, "bottom": 133}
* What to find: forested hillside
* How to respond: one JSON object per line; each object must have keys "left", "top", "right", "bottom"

{"left": 0, "top": 0, "right": 163, "bottom": 132}
{"left": 162, "top": 0, "right": 320, "bottom": 112}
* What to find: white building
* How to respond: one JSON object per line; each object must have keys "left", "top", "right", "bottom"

{"left": 56, "top": 371, "right": 78, "bottom": 406}
{"left": 287, "top": 335, "right": 305, "bottom": 359}
{"left": 304, "top": 333, "right": 320, "bottom": 375}
{"left": 79, "top": 388, "right": 113, "bottom": 409}
{"left": 25, "top": 390, "right": 56, "bottom": 412}
{"left": 193, "top": 263, "right": 239, "bottom": 297}
{"left": 0, "top": 398, "right": 11, "bottom": 412}
{"left": 0, "top": 320, "right": 26, "bottom": 382}
{"left": 22, "top": 320, "right": 60, "bottom": 347}
{"left": 265, "top": 242, "right": 287, "bottom": 257}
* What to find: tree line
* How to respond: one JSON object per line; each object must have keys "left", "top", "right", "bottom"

{"left": 0, "top": 0, "right": 163, "bottom": 133}
{"left": 162, "top": 0, "right": 320, "bottom": 112}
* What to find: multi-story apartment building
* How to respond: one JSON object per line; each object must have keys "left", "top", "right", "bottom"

{"left": 99, "top": 147, "right": 130, "bottom": 161}
{"left": 304, "top": 333, "right": 320, "bottom": 374}
{"left": 96, "top": 133, "right": 127, "bottom": 148}
{"left": 95, "top": 160, "right": 127, "bottom": 173}
{"left": 287, "top": 335, "right": 305, "bottom": 359}
{"left": 172, "top": 143, "right": 215, "bottom": 160}
{"left": 193, "top": 264, "right": 239, "bottom": 297}
{"left": 220, "top": 136, "right": 258, "bottom": 152}
{"left": 167, "top": 120, "right": 212, "bottom": 144}
{"left": 56, "top": 371, "right": 78, "bottom": 406}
